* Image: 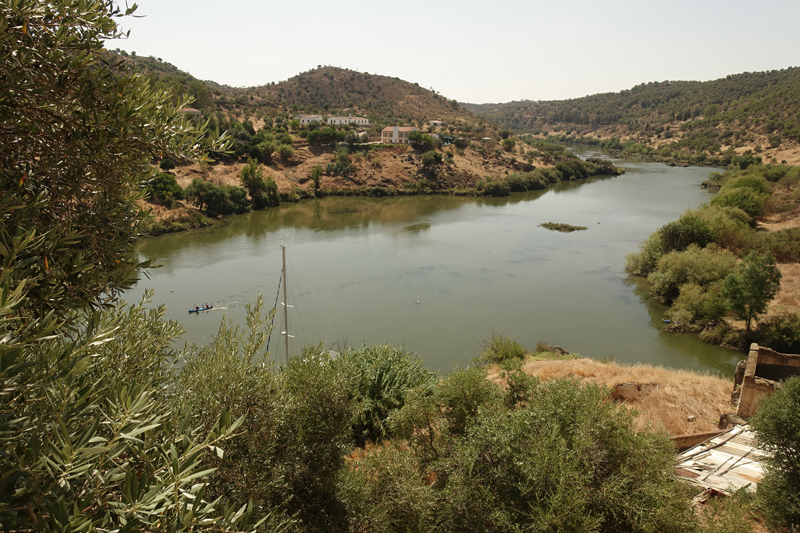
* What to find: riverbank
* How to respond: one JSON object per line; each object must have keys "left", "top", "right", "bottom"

{"left": 142, "top": 141, "right": 623, "bottom": 232}
{"left": 627, "top": 163, "right": 800, "bottom": 356}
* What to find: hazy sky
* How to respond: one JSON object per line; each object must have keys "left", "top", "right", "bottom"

{"left": 112, "top": 0, "right": 800, "bottom": 104}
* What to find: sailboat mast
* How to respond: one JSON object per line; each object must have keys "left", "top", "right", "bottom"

{"left": 282, "top": 245, "right": 289, "bottom": 363}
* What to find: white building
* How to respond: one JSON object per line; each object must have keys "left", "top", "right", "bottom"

{"left": 381, "top": 126, "right": 417, "bottom": 144}
{"left": 179, "top": 107, "right": 202, "bottom": 124}
{"left": 296, "top": 114, "right": 323, "bottom": 125}
{"left": 429, "top": 120, "right": 445, "bottom": 127}
{"left": 327, "top": 115, "right": 370, "bottom": 126}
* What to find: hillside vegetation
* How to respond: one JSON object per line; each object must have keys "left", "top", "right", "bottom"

{"left": 466, "top": 68, "right": 800, "bottom": 165}
{"left": 113, "top": 53, "right": 477, "bottom": 134}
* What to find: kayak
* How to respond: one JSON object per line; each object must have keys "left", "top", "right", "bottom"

{"left": 188, "top": 305, "right": 213, "bottom": 313}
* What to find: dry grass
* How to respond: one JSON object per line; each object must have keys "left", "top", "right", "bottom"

{"left": 488, "top": 358, "right": 734, "bottom": 437}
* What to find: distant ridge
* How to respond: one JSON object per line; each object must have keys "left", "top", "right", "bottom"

{"left": 463, "top": 68, "right": 800, "bottom": 143}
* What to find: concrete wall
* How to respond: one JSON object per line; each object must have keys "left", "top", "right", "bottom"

{"left": 736, "top": 343, "right": 800, "bottom": 418}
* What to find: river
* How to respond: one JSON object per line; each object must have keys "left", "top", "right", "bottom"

{"left": 135, "top": 150, "right": 743, "bottom": 375}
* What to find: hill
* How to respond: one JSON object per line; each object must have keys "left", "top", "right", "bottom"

{"left": 252, "top": 66, "right": 467, "bottom": 125}
{"left": 112, "top": 53, "right": 483, "bottom": 133}
{"left": 465, "top": 67, "right": 800, "bottom": 165}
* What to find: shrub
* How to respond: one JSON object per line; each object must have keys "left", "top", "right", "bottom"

{"left": 337, "top": 344, "right": 437, "bottom": 446}
{"left": 502, "top": 137, "right": 515, "bottom": 152}
{"left": 395, "top": 378, "right": 694, "bottom": 532}
{"left": 479, "top": 332, "right": 526, "bottom": 365}
{"left": 146, "top": 172, "right": 183, "bottom": 206}
{"left": 754, "top": 312, "right": 800, "bottom": 353}
{"left": 185, "top": 179, "right": 251, "bottom": 216}
{"left": 159, "top": 157, "right": 176, "bottom": 170}
{"left": 725, "top": 174, "right": 772, "bottom": 195}
{"left": 339, "top": 444, "right": 436, "bottom": 532}
{"left": 277, "top": 143, "right": 294, "bottom": 161}
{"left": 479, "top": 178, "right": 511, "bottom": 197}
{"left": 421, "top": 150, "right": 441, "bottom": 166}
{"left": 659, "top": 213, "right": 715, "bottom": 252}
{"left": 746, "top": 228, "right": 800, "bottom": 262}
{"left": 694, "top": 205, "right": 753, "bottom": 248}
{"left": 750, "top": 377, "right": 800, "bottom": 529}
{"left": 666, "top": 281, "right": 727, "bottom": 325}
{"left": 453, "top": 137, "right": 469, "bottom": 149}
{"left": 722, "top": 250, "right": 782, "bottom": 332}
{"left": 710, "top": 187, "right": 767, "bottom": 217}
{"left": 626, "top": 232, "right": 666, "bottom": 276}
{"left": 647, "top": 244, "right": 737, "bottom": 303}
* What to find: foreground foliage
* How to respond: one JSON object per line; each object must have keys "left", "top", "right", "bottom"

{"left": 344, "top": 369, "right": 696, "bottom": 532}
{"left": 751, "top": 376, "right": 800, "bottom": 529}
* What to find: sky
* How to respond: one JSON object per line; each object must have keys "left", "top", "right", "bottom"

{"left": 111, "top": 0, "right": 800, "bottom": 104}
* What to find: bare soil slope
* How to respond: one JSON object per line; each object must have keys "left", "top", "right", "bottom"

{"left": 487, "top": 358, "right": 733, "bottom": 437}
{"left": 167, "top": 141, "right": 541, "bottom": 198}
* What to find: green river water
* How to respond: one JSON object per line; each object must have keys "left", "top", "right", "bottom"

{"left": 135, "top": 150, "right": 743, "bottom": 375}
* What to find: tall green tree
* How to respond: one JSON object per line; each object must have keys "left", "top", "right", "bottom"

{"left": 722, "top": 251, "right": 782, "bottom": 332}
{"left": 0, "top": 2, "right": 261, "bottom": 532}
{"left": 0, "top": 0, "right": 227, "bottom": 328}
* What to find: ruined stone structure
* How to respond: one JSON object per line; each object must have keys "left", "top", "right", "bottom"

{"left": 734, "top": 343, "right": 800, "bottom": 418}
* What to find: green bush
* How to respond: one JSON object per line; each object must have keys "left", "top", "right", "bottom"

{"left": 337, "top": 344, "right": 437, "bottom": 446}
{"left": 659, "top": 213, "right": 715, "bottom": 252}
{"left": 146, "top": 172, "right": 183, "bottom": 206}
{"left": 478, "top": 332, "right": 526, "bottom": 365}
{"left": 725, "top": 174, "right": 772, "bottom": 195}
{"left": 339, "top": 444, "right": 436, "bottom": 532}
{"left": 421, "top": 150, "right": 441, "bottom": 166}
{"left": 666, "top": 281, "right": 727, "bottom": 325}
{"left": 754, "top": 312, "right": 800, "bottom": 353}
{"left": 479, "top": 177, "right": 511, "bottom": 197}
{"left": 647, "top": 244, "right": 737, "bottom": 303}
{"left": 392, "top": 377, "right": 693, "bottom": 532}
{"left": 746, "top": 227, "right": 800, "bottom": 262}
{"left": 750, "top": 376, "right": 800, "bottom": 529}
{"left": 185, "top": 178, "right": 251, "bottom": 216}
{"left": 722, "top": 250, "right": 782, "bottom": 332}
{"left": 710, "top": 187, "right": 767, "bottom": 217}
{"left": 159, "top": 157, "right": 176, "bottom": 170}
{"left": 694, "top": 205, "right": 753, "bottom": 248}
{"left": 626, "top": 233, "right": 666, "bottom": 276}
{"left": 277, "top": 143, "right": 294, "bottom": 161}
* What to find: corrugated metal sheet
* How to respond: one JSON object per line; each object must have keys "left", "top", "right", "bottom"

{"left": 675, "top": 425, "right": 768, "bottom": 493}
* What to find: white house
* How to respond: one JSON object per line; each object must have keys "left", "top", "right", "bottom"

{"left": 179, "top": 107, "right": 202, "bottom": 124}
{"left": 429, "top": 120, "right": 445, "bottom": 127}
{"left": 327, "top": 115, "right": 370, "bottom": 126}
{"left": 381, "top": 126, "right": 417, "bottom": 144}
{"left": 296, "top": 114, "right": 323, "bottom": 125}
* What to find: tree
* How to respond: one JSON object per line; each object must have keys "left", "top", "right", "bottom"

{"left": 240, "top": 158, "right": 266, "bottom": 198}
{"left": 722, "top": 250, "right": 782, "bottom": 332}
{"left": 146, "top": 172, "right": 184, "bottom": 207}
{"left": 312, "top": 164, "right": 322, "bottom": 190}
{"left": 0, "top": 1, "right": 227, "bottom": 325}
{"left": 0, "top": 2, "right": 258, "bottom": 532}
